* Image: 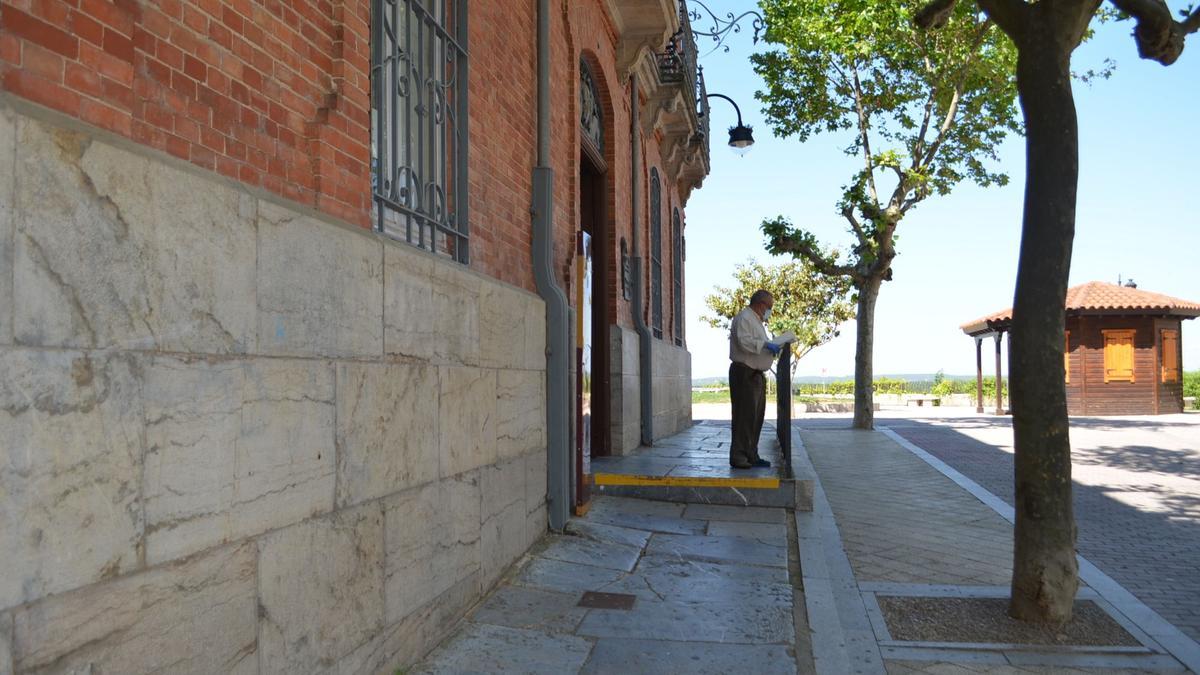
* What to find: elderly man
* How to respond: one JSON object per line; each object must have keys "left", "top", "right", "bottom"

{"left": 728, "top": 289, "right": 781, "bottom": 469}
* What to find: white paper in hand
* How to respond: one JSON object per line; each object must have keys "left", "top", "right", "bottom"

{"left": 768, "top": 331, "right": 796, "bottom": 347}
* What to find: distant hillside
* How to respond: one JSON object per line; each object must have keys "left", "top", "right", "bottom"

{"left": 692, "top": 373, "right": 979, "bottom": 386}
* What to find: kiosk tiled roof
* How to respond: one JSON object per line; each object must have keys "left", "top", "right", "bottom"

{"left": 960, "top": 282, "right": 1200, "bottom": 335}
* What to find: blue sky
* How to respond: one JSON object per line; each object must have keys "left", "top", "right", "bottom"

{"left": 684, "top": 3, "right": 1200, "bottom": 380}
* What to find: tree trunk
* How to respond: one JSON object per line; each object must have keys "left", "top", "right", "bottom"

{"left": 852, "top": 276, "right": 882, "bottom": 429}
{"left": 1008, "top": 32, "right": 1079, "bottom": 625}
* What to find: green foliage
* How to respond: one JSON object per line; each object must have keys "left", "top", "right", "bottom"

{"left": 691, "top": 389, "right": 731, "bottom": 404}
{"left": 702, "top": 259, "right": 855, "bottom": 374}
{"left": 1184, "top": 370, "right": 1200, "bottom": 408}
{"left": 753, "top": 0, "right": 1019, "bottom": 200}
{"left": 797, "top": 376, "right": 1005, "bottom": 398}
{"left": 754, "top": 0, "right": 1019, "bottom": 284}
{"left": 752, "top": 0, "right": 1020, "bottom": 425}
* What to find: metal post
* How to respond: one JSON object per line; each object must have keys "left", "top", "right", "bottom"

{"left": 776, "top": 348, "right": 792, "bottom": 474}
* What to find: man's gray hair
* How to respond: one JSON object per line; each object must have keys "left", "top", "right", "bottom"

{"left": 749, "top": 289, "right": 773, "bottom": 307}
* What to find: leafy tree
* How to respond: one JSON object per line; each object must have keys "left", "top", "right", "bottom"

{"left": 754, "top": 0, "right": 1020, "bottom": 430}
{"left": 916, "top": 0, "right": 1199, "bottom": 626}
{"left": 701, "top": 259, "right": 855, "bottom": 378}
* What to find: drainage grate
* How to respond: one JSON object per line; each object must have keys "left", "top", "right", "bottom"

{"left": 577, "top": 591, "right": 637, "bottom": 610}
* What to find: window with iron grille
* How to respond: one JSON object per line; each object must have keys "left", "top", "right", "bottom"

{"left": 650, "top": 169, "right": 663, "bottom": 339}
{"left": 672, "top": 208, "right": 683, "bottom": 346}
{"left": 370, "top": 0, "right": 469, "bottom": 263}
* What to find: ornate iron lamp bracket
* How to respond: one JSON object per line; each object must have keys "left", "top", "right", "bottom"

{"left": 686, "top": 0, "right": 766, "bottom": 53}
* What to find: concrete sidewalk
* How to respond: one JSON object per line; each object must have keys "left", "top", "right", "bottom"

{"left": 411, "top": 417, "right": 1200, "bottom": 673}
{"left": 797, "top": 424, "right": 1199, "bottom": 674}
{"left": 413, "top": 496, "right": 806, "bottom": 673}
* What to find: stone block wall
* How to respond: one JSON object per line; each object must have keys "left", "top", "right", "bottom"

{"left": 609, "top": 325, "right": 641, "bottom": 455}
{"left": 651, "top": 338, "right": 693, "bottom": 441}
{"left": 607, "top": 326, "right": 693, "bottom": 454}
{"left": 0, "top": 100, "right": 548, "bottom": 674}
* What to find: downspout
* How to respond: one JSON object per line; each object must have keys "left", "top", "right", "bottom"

{"left": 533, "top": 0, "right": 571, "bottom": 531}
{"left": 630, "top": 73, "right": 654, "bottom": 445}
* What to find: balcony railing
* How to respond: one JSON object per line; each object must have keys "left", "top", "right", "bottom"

{"left": 657, "top": 1, "right": 710, "bottom": 161}
{"left": 657, "top": 2, "right": 699, "bottom": 102}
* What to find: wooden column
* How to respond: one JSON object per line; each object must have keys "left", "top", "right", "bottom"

{"left": 994, "top": 332, "right": 1004, "bottom": 415}
{"left": 1079, "top": 316, "right": 1088, "bottom": 415}
{"left": 975, "top": 337, "right": 984, "bottom": 413}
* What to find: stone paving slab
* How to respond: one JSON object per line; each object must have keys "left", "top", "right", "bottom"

{"left": 586, "top": 495, "right": 685, "bottom": 518}
{"left": 535, "top": 536, "right": 642, "bottom": 572}
{"left": 575, "top": 599, "right": 794, "bottom": 644}
{"left": 582, "top": 507, "right": 707, "bottom": 535}
{"left": 579, "top": 638, "right": 797, "bottom": 674}
{"left": 706, "top": 519, "right": 787, "bottom": 539}
{"left": 599, "top": 554, "right": 791, "bottom": 606}
{"left": 513, "top": 558, "right": 627, "bottom": 594}
{"left": 564, "top": 519, "right": 653, "bottom": 549}
{"left": 646, "top": 532, "right": 787, "bottom": 568}
{"left": 414, "top": 623, "right": 593, "bottom": 674}
{"left": 469, "top": 586, "right": 589, "bottom": 634}
{"left": 684, "top": 503, "right": 786, "bottom": 523}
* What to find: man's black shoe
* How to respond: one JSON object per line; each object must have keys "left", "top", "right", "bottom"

{"left": 730, "top": 458, "right": 752, "bottom": 469}
{"left": 752, "top": 458, "right": 771, "bottom": 468}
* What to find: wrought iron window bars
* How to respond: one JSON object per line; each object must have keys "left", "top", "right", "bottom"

{"left": 370, "top": 0, "right": 470, "bottom": 263}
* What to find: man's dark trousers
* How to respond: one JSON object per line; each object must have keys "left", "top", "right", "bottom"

{"left": 729, "top": 361, "right": 766, "bottom": 465}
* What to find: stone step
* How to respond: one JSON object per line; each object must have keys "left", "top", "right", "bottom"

{"left": 592, "top": 473, "right": 813, "bottom": 511}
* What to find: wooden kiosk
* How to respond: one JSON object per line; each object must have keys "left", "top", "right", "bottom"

{"left": 961, "top": 282, "right": 1199, "bottom": 416}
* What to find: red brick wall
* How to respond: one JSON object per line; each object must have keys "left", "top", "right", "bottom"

{"left": 1, "top": 0, "right": 691, "bottom": 340}
{"left": 1, "top": 0, "right": 372, "bottom": 226}
{"left": 466, "top": 0, "right": 537, "bottom": 291}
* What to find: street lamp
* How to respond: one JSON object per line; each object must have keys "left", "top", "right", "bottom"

{"left": 706, "top": 93, "right": 754, "bottom": 155}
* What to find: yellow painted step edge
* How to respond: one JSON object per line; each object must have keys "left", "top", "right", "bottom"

{"left": 592, "top": 473, "right": 780, "bottom": 489}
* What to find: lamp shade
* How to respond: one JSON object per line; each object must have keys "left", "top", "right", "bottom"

{"left": 727, "top": 124, "right": 754, "bottom": 155}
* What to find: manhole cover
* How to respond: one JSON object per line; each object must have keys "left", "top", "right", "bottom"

{"left": 577, "top": 591, "right": 637, "bottom": 610}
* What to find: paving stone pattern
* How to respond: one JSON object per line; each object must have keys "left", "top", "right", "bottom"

{"left": 413, "top": 495, "right": 801, "bottom": 674}
{"left": 880, "top": 415, "right": 1200, "bottom": 644}
{"left": 800, "top": 429, "right": 1013, "bottom": 586}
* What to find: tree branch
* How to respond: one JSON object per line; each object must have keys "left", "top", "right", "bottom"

{"left": 915, "top": 0, "right": 959, "bottom": 29}
{"left": 768, "top": 235, "right": 857, "bottom": 281}
{"left": 921, "top": 17, "right": 990, "bottom": 168}
{"left": 975, "top": 0, "right": 1029, "bottom": 39}
{"left": 1108, "top": 0, "right": 1200, "bottom": 64}
{"left": 921, "top": 85, "right": 962, "bottom": 166}
{"left": 1185, "top": 6, "right": 1200, "bottom": 33}
{"left": 842, "top": 207, "right": 869, "bottom": 246}
{"left": 917, "top": 0, "right": 1026, "bottom": 40}
{"left": 912, "top": 93, "right": 936, "bottom": 169}
{"left": 850, "top": 66, "right": 880, "bottom": 204}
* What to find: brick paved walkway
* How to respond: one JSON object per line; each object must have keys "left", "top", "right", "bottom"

{"left": 802, "top": 429, "right": 1012, "bottom": 587}
{"left": 877, "top": 415, "right": 1200, "bottom": 644}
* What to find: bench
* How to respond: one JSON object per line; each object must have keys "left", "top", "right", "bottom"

{"left": 906, "top": 395, "right": 940, "bottom": 407}
{"left": 1186, "top": 396, "right": 1197, "bottom": 410}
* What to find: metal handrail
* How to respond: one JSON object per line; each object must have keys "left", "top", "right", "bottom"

{"left": 776, "top": 348, "right": 792, "bottom": 475}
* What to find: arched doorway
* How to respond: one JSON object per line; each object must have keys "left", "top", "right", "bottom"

{"left": 575, "top": 57, "right": 612, "bottom": 514}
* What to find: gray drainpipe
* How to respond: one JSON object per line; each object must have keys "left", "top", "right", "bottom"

{"left": 630, "top": 73, "right": 654, "bottom": 446}
{"left": 533, "top": 0, "right": 571, "bottom": 531}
